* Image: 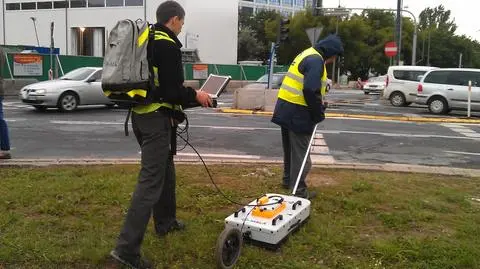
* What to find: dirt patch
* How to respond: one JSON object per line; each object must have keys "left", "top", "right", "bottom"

{"left": 307, "top": 173, "right": 338, "bottom": 187}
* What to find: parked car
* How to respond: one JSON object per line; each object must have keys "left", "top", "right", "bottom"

{"left": 245, "top": 72, "right": 332, "bottom": 92}
{"left": 244, "top": 72, "right": 287, "bottom": 89}
{"left": 363, "top": 76, "right": 386, "bottom": 95}
{"left": 20, "top": 67, "right": 114, "bottom": 111}
{"left": 383, "top": 65, "right": 438, "bottom": 107}
{"left": 415, "top": 68, "right": 480, "bottom": 114}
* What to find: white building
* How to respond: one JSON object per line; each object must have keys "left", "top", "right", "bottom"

{"left": 0, "top": 0, "right": 239, "bottom": 64}
{"left": 239, "top": 0, "right": 309, "bottom": 16}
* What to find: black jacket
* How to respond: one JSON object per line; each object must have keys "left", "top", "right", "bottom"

{"left": 271, "top": 34, "right": 344, "bottom": 134}
{"left": 149, "top": 24, "right": 197, "bottom": 107}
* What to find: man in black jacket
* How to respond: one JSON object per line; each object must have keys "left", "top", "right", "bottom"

{"left": 271, "top": 34, "right": 344, "bottom": 199}
{"left": 110, "top": 1, "right": 211, "bottom": 268}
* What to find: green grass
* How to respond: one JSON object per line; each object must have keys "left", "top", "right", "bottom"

{"left": 0, "top": 165, "right": 479, "bottom": 269}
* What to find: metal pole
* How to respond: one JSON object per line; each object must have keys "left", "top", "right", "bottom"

{"left": 2, "top": 0, "right": 6, "bottom": 44}
{"left": 267, "top": 42, "right": 275, "bottom": 89}
{"left": 396, "top": 0, "right": 402, "bottom": 65}
{"left": 292, "top": 124, "right": 318, "bottom": 195}
{"left": 459, "top": 53, "right": 462, "bottom": 68}
{"left": 31, "top": 17, "right": 40, "bottom": 46}
{"left": 427, "top": 29, "right": 431, "bottom": 66}
{"left": 468, "top": 80, "right": 471, "bottom": 118}
{"left": 332, "top": 18, "right": 338, "bottom": 83}
{"left": 50, "top": 22, "right": 54, "bottom": 79}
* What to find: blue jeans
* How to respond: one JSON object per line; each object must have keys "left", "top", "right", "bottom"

{"left": 0, "top": 96, "right": 11, "bottom": 151}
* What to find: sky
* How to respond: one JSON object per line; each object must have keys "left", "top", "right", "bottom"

{"left": 321, "top": 0, "right": 480, "bottom": 41}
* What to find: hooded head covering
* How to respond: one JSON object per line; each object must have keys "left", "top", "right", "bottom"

{"left": 314, "top": 34, "right": 344, "bottom": 58}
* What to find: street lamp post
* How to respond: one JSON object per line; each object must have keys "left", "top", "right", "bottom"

{"left": 30, "top": 17, "right": 40, "bottom": 46}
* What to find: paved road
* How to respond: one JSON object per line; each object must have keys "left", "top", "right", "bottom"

{"left": 2, "top": 94, "right": 479, "bottom": 169}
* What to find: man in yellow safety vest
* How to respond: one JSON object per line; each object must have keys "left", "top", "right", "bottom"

{"left": 271, "top": 34, "right": 344, "bottom": 199}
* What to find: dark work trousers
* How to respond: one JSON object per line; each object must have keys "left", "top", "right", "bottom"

{"left": 115, "top": 110, "right": 177, "bottom": 257}
{"left": 281, "top": 126, "right": 312, "bottom": 196}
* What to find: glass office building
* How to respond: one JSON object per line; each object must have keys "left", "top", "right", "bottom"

{"left": 239, "top": 0, "right": 311, "bottom": 16}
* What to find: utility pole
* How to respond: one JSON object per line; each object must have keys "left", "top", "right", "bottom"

{"left": 331, "top": 0, "right": 340, "bottom": 84}
{"left": 395, "top": 0, "right": 402, "bottom": 65}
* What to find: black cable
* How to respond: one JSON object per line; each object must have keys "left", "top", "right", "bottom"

{"left": 176, "top": 132, "right": 284, "bottom": 207}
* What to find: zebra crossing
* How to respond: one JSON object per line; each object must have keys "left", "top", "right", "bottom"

{"left": 310, "top": 132, "right": 335, "bottom": 164}
{"left": 2, "top": 101, "right": 33, "bottom": 110}
{"left": 442, "top": 123, "right": 480, "bottom": 139}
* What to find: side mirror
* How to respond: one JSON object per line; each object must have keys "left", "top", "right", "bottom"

{"left": 417, "top": 75, "right": 424, "bottom": 81}
{"left": 86, "top": 77, "right": 96, "bottom": 83}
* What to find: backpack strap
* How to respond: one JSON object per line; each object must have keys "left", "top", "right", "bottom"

{"left": 124, "top": 107, "right": 132, "bottom": 136}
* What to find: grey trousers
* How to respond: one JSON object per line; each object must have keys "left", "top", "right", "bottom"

{"left": 281, "top": 127, "right": 312, "bottom": 196}
{"left": 115, "top": 110, "right": 177, "bottom": 256}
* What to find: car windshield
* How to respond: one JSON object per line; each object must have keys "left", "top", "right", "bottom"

{"left": 60, "top": 68, "right": 96, "bottom": 81}
{"left": 256, "top": 74, "right": 285, "bottom": 85}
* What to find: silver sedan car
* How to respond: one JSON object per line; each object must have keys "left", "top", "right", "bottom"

{"left": 20, "top": 67, "right": 114, "bottom": 111}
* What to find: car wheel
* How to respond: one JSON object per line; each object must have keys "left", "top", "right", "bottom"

{"left": 428, "top": 96, "right": 448, "bottom": 114}
{"left": 33, "top": 105, "right": 47, "bottom": 112}
{"left": 390, "top": 92, "right": 406, "bottom": 107}
{"left": 57, "top": 91, "right": 79, "bottom": 112}
{"left": 364, "top": 91, "right": 369, "bottom": 95}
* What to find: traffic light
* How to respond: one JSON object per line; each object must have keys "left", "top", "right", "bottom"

{"left": 278, "top": 18, "right": 290, "bottom": 43}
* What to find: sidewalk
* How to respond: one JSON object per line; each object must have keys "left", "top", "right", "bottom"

{"left": 1, "top": 157, "right": 479, "bottom": 177}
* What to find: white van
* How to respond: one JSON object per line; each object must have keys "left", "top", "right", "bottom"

{"left": 383, "top": 65, "right": 438, "bottom": 106}
{"left": 415, "top": 68, "right": 480, "bottom": 114}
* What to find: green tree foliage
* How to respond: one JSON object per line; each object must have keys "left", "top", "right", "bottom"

{"left": 239, "top": 5, "right": 480, "bottom": 79}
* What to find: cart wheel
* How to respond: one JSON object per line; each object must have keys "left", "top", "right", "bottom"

{"left": 215, "top": 228, "right": 243, "bottom": 269}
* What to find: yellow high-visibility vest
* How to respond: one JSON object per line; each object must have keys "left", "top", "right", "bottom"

{"left": 277, "top": 47, "right": 327, "bottom": 106}
{"left": 133, "top": 29, "right": 182, "bottom": 114}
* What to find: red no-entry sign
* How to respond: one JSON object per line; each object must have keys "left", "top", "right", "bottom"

{"left": 384, "top": 41, "right": 398, "bottom": 57}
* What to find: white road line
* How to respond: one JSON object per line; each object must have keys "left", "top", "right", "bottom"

{"left": 43, "top": 120, "right": 480, "bottom": 140}
{"left": 445, "top": 151, "right": 480, "bottom": 156}
{"left": 442, "top": 123, "right": 480, "bottom": 139}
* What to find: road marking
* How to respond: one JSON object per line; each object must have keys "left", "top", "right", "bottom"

{"left": 442, "top": 123, "right": 480, "bottom": 138}
{"left": 44, "top": 121, "right": 479, "bottom": 141}
{"left": 445, "top": 151, "right": 480, "bottom": 156}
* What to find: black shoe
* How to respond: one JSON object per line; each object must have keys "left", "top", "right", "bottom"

{"left": 156, "top": 219, "right": 185, "bottom": 237}
{"left": 110, "top": 250, "right": 153, "bottom": 269}
{"left": 295, "top": 191, "right": 317, "bottom": 200}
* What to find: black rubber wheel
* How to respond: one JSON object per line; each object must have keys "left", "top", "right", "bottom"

{"left": 33, "top": 105, "right": 47, "bottom": 112}
{"left": 390, "top": 91, "right": 406, "bottom": 107}
{"left": 428, "top": 96, "right": 448, "bottom": 114}
{"left": 215, "top": 228, "right": 242, "bottom": 269}
{"left": 57, "top": 91, "right": 79, "bottom": 112}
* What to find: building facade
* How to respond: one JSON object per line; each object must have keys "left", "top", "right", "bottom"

{"left": 239, "top": 0, "right": 310, "bottom": 16}
{"left": 0, "top": 0, "right": 239, "bottom": 64}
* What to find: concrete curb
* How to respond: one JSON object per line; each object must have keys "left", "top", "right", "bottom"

{"left": 218, "top": 108, "right": 480, "bottom": 124}
{"left": 1, "top": 158, "right": 479, "bottom": 177}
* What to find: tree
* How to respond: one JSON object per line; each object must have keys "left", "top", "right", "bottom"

{"left": 237, "top": 27, "right": 264, "bottom": 61}
{"left": 418, "top": 5, "right": 457, "bottom": 33}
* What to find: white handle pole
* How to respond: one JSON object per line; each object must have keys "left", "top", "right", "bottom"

{"left": 292, "top": 124, "right": 319, "bottom": 196}
{"left": 468, "top": 80, "right": 471, "bottom": 118}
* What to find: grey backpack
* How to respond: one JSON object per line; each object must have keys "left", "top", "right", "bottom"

{"left": 102, "top": 19, "right": 154, "bottom": 105}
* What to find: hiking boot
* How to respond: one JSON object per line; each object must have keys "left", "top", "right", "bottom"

{"left": 0, "top": 152, "right": 11, "bottom": 159}
{"left": 156, "top": 219, "right": 185, "bottom": 237}
{"left": 295, "top": 190, "right": 317, "bottom": 200}
{"left": 110, "top": 250, "right": 153, "bottom": 269}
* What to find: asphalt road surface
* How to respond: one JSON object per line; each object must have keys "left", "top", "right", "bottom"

{"left": 2, "top": 91, "right": 479, "bottom": 169}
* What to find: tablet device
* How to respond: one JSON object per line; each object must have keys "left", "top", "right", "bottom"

{"left": 199, "top": 74, "right": 231, "bottom": 98}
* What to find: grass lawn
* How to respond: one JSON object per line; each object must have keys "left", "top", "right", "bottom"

{"left": 0, "top": 164, "right": 479, "bottom": 269}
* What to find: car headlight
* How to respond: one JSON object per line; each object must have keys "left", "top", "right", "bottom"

{"left": 33, "top": 89, "right": 46, "bottom": 94}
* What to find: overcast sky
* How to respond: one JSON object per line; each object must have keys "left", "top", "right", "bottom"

{"left": 322, "top": 0, "right": 480, "bottom": 41}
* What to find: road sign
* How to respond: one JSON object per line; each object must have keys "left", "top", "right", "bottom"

{"left": 305, "top": 27, "right": 323, "bottom": 46}
{"left": 384, "top": 41, "right": 398, "bottom": 57}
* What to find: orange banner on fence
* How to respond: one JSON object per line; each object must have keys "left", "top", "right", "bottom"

{"left": 14, "top": 54, "right": 42, "bottom": 64}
